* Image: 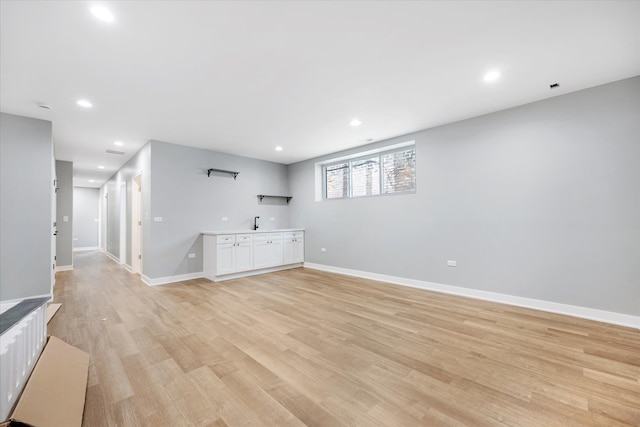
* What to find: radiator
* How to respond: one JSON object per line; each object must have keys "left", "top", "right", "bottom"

{"left": 0, "top": 298, "right": 47, "bottom": 421}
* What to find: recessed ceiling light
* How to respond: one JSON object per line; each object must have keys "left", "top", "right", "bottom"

{"left": 350, "top": 119, "right": 362, "bottom": 127}
{"left": 98, "top": 165, "right": 105, "bottom": 169}
{"left": 483, "top": 70, "right": 501, "bottom": 83}
{"left": 90, "top": 6, "right": 114, "bottom": 23}
{"left": 114, "top": 141, "right": 124, "bottom": 146}
{"left": 77, "top": 99, "right": 92, "bottom": 108}
{"left": 89, "top": 179, "right": 95, "bottom": 183}
{"left": 275, "top": 146, "right": 283, "bottom": 152}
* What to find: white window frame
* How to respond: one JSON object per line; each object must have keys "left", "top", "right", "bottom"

{"left": 316, "top": 141, "right": 416, "bottom": 201}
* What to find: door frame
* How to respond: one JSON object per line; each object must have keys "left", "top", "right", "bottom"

{"left": 131, "top": 172, "right": 143, "bottom": 274}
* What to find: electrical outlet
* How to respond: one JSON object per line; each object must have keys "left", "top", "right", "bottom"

{"left": 321, "top": 248, "right": 327, "bottom": 252}
{"left": 154, "top": 217, "right": 163, "bottom": 222}
{"left": 188, "top": 253, "right": 196, "bottom": 259}
{"left": 447, "top": 260, "right": 457, "bottom": 267}
{"left": 222, "top": 216, "right": 228, "bottom": 221}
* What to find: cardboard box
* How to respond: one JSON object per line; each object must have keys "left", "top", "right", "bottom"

{"left": 1, "top": 336, "right": 89, "bottom": 427}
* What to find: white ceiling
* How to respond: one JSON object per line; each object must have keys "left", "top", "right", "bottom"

{"left": 1, "top": 1, "right": 639, "bottom": 188}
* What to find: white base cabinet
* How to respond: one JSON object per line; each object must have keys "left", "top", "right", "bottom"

{"left": 253, "top": 233, "right": 284, "bottom": 270}
{"left": 283, "top": 231, "right": 304, "bottom": 264}
{"left": 207, "top": 234, "right": 254, "bottom": 277}
{"left": 203, "top": 230, "right": 304, "bottom": 282}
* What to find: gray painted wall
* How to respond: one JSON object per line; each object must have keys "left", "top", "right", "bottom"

{"left": 101, "top": 140, "right": 290, "bottom": 279}
{"left": 288, "top": 76, "right": 640, "bottom": 316}
{"left": 146, "top": 140, "right": 290, "bottom": 278}
{"left": 55, "top": 160, "right": 73, "bottom": 267}
{"left": 0, "top": 112, "right": 53, "bottom": 301}
{"left": 105, "top": 179, "right": 121, "bottom": 258}
{"left": 101, "top": 143, "right": 151, "bottom": 264}
{"left": 73, "top": 187, "right": 99, "bottom": 249}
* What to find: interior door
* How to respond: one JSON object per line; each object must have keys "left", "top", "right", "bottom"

{"left": 51, "top": 174, "right": 57, "bottom": 291}
{"left": 131, "top": 174, "right": 142, "bottom": 274}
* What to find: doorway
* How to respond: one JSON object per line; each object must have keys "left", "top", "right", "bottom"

{"left": 51, "top": 170, "right": 57, "bottom": 293}
{"left": 131, "top": 173, "right": 142, "bottom": 274}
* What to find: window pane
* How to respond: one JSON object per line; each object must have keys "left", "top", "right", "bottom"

{"left": 351, "top": 156, "right": 380, "bottom": 197}
{"left": 382, "top": 148, "right": 416, "bottom": 193}
{"left": 325, "top": 163, "right": 349, "bottom": 199}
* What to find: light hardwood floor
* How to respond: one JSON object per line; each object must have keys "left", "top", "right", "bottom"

{"left": 51, "top": 251, "right": 640, "bottom": 426}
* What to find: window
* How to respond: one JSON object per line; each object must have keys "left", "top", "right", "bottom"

{"left": 325, "top": 163, "right": 349, "bottom": 199}
{"left": 322, "top": 144, "right": 415, "bottom": 199}
{"left": 351, "top": 156, "right": 380, "bottom": 197}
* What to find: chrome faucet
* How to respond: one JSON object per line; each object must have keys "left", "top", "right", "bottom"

{"left": 254, "top": 216, "right": 260, "bottom": 230}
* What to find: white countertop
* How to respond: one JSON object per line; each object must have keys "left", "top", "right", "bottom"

{"left": 201, "top": 228, "right": 304, "bottom": 236}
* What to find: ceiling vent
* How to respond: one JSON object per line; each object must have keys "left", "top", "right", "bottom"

{"left": 105, "top": 149, "right": 125, "bottom": 155}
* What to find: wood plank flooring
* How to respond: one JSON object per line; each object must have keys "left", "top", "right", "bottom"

{"left": 51, "top": 251, "right": 640, "bottom": 426}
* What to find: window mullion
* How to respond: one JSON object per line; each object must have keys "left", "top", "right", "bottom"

{"left": 348, "top": 162, "right": 353, "bottom": 198}
{"left": 378, "top": 154, "right": 383, "bottom": 194}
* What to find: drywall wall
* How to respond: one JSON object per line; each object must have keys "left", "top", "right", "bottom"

{"left": 101, "top": 140, "right": 290, "bottom": 279}
{"left": 104, "top": 179, "right": 121, "bottom": 259}
{"left": 0, "top": 112, "right": 53, "bottom": 301}
{"left": 101, "top": 143, "right": 151, "bottom": 265}
{"left": 145, "top": 140, "right": 290, "bottom": 279}
{"left": 55, "top": 160, "right": 73, "bottom": 267}
{"left": 73, "top": 187, "right": 99, "bottom": 249}
{"left": 288, "top": 76, "right": 640, "bottom": 316}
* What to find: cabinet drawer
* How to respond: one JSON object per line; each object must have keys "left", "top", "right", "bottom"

{"left": 284, "top": 231, "right": 304, "bottom": 239}
{"left": 216, "top": 235, "right": 235, "bottom": 244}
{"left": 236, "top": 234, "right": 253, "bottom": 243}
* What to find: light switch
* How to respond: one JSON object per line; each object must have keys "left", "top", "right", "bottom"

{"left": 63, "top": 216, "right": 69, "bottom": 222}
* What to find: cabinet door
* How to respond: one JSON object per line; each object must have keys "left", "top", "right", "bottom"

{"left": 283, "top": 238, "right": 294, "bottom": 264}
{"left": 283, "top": 232, "right": 304, "bottom": 264}
{"left": 253, "top": 241, "right": 268, "bottom": 269}
{"left": 235, "top": 242, "right": 253, "bottom": 272}
{"left": 267, "top": 239, "right": 284, "bottom": 267}
{"left": 293, "top": 238, "right": 305, "bottom": 263}
{"left": 216, "top": 243, "right": 235, "bottom": 275}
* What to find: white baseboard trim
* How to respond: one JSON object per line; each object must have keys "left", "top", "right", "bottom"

{"left": 141, "top": 272, "right": 205, "bottom": 286}
{"left": 55, "top": 265, "right": 73, "bottom": 272}
{"left": 104, "top": 251, "right": 121, "bottom": 264}
{"left": 124, "top": 264, "right": 133, "bottom": 273}
{"left": 73, "top": 246, "right": 99, "bottom": 252}
{"left": 303, "top": 263, "right": 640, "bottom": 329}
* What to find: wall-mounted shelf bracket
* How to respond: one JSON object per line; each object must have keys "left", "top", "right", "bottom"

{"left": 257, "top": 195, "right": 293, "bottom": 204}
{"left": 207, "top": 168, "right": 239, "bottom": 180}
